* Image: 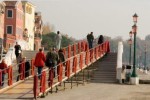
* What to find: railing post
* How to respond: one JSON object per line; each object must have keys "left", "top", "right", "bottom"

{"left": 81, "top": 41, "right": 85, "bottom": 52}
{"left": 79, "top": 53, "right": 83, "bottom": 69}
{"left": 86, "top": 50, "right": 90, "bottom": 65}
{"left": 85, "top": 42, "right": 88, "bottom": 51}
{"left": 58, "top": 63, "right": 63, "bottom": 82}
{"left": 68, "top": 45, "right": 71, "bottom": 58}
{"left": 72, "top": 56, "right": 77, "bottom": 73}
{"left": 62, "top": 48, "right": 66, "bottom": 58}
{"left": 48, "top": 68, "right": 54, "bottom": 94}
{"left": 8, "top": 66, "right": 13, "bottom": 86}
{"left": 40, "top": 71, "right": 46, "bottom": 96}
{"left": 95, "top": 47, "right": 98, "bottom": 59}
{"left": 90, "top": 49, "right": 94, "bottom": 62}
{"left": 33, "top": 75, "right": 38, "bottom": 99}
{"left": 20, "top": 62, "right": 25, "bottom": 80}
{"left": 78, "top": 42, "right": 81, "bottom": 53}
{"left": 0, "top": 70, "right": 2, "bottom": 86}
{"left": 106, "top": 41, "right": 110, "bottom": 53}
{"left": 73, "top": 44, "right": 76, "bottom": 56}
{"left": 65, "top": 60, "right": 70, "bottom": 78}
{"left": 31, "top": 59, "right": 35, "bottom": 76}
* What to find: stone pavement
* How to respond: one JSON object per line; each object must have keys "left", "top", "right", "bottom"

{"left": 42, "top": 83, "right": 150, "bottom": 100}
{"left": 41, "top": 70, "right": 150, "bottom": 100}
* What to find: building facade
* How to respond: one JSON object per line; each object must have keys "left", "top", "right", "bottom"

{"left": 4, "top": 1, "right": 24, "bottom": 49}
{"left": 2, "top": 1, "right": 42, "bottom": 51}
{"left": 0, "top": 2, "right": 5, "bottom": 40}
{"left": 34, "top": 12, "right": 42, "bottom": 51}
{"left": 22, "top": 1, "right": 35, "bottom": 50}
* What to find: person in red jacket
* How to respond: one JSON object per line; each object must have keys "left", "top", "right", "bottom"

{"left": 34, "top": 48, "right": 46, "bottom": 79}
{"left": 0, "top": 59, "right": 8, "bottom": 86}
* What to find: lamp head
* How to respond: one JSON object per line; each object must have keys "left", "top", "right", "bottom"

{"left": 133, "top": 13, "right": 138, "bottom": 24}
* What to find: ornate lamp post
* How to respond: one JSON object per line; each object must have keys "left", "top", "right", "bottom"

{"left": 131, "top": 23, "right": 137, "bottom": 77}
{"left": 128, "top": 31, "right": 132, "bottom": 65}
{"left": 130, "top": 13, "right": 139, "bottom": 85}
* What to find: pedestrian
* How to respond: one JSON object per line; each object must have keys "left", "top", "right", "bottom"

{"left": 89, "top": 32, "right": 94, "bottom": 49}
{"left": 55, "top": 31, "right": 62, "bottom": 50}
{"left": 16, "top": 57, "right": 25, "bottom": 81}
{"left": 46, "top": 48, "right": 59, "bottom": 77}
{"left": 14, "top": 42, "right": 21, "bottom": 59}
{"left": 98, "top": 35, "right": 104, "bottom": 45}
{"left": 87, "top": 33, "right": 90, "bottom": 48}
{"left": 0, "top": 59, "right": 8, "bottom": 87}
{"left": 16, "top": 52, "right": 23, "bottom": 64}
{"left": 45, "top": 48, "right": 54, "bottom": 68}
{"left": 24, "top": 57, "right": 31, "bottom": 78}
{"left": 58, "top": 48, "right": 65, "bottom": 64}
{"left": 34, "top": 48, "right": 46, "bottom": 79}
{"left": 121, "top": 65, "right": 126, "bottom": 84}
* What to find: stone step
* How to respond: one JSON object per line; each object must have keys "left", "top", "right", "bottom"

{"left": 95, "top": 70, "right": 116, "bottom": 72}
{"left": 94, "top": 73, "right": 116, "bottom": 76}
{"left": 98, "top": 66, "right": 117, "bottom": 68}
{"left": 93, "top": 76, "right": 116, "bottom": 79}
{"left": 90, "top": 52, "right": 117, "bottom": 83}
{"left": 91, "top": 79, "right": 117, "bottom": 83}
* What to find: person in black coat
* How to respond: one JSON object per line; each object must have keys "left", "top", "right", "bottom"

{"left": 98, "top": 35, "right": 104, "bottom": 44}
{"left": 58, "top": 49, "right": 65, "bottom": 64}
{"left": 25, "top": 58, "right": 31, "bottom": 78}
{"left": 17, "top": 57, "right": 30, "bottom": 81}
{"left": 14, "top": 42, "right": 21, "bottom": 59}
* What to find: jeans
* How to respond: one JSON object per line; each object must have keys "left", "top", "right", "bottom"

{"left": 1, "top": 74, "right": 5, "bottom": 86}
{"left": 37, "top": 67, "right": 43, "bottom": 79}
{"left": 89, "top": 41, "right": 93, "bottom": 49}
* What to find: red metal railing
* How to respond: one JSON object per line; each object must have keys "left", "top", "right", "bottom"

{"left": 0, "top": 40, "right": 87, "bottom": 91}
{"left": 0, "top": 39, "right": 110, "bottom": 99}
{"left": 33, "top": 41, "right": 110, "bottom": 99}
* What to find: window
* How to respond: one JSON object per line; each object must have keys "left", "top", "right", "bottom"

{"left": 6, "top": 26, "right": 13, "bottom": 34}
{"left": 7, "top": 9, "right": 13, "bottom": 18}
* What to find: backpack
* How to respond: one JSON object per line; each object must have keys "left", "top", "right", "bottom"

{"left": 45, "top": 52, "right": 54, "bottom": 67}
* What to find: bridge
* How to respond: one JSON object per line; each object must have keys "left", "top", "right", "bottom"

{"left": 0, "top": 38, "right": 149, "bottom": 100}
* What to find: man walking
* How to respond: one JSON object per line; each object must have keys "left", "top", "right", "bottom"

{"left": 87, "top": 33, "right": 90, "bottom": 49}
{"left": 46, "top": 48, "right": 59, "bottom": 77}
{"left": 89, "top": 32, "right": 94, "bottom": 49}
{"left": 55, "top": 31, "right": 62, "bottom": 50}
{"left": 34, "top": 48, "right": 46, "bottom": 79}
{"left": 14, "top": 42, "right": 21, "bottom": 59}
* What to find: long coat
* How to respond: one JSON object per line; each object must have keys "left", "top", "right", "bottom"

{"left": 34, "top": 52, "right": 46, "bottom": 67}
{"left": 121, "top": 69, "right": 126, "bottom": 79}
{"left": 0, "top": 63, "right": 8, "bottom": 74}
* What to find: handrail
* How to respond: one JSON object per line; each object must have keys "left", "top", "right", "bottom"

{"left": 0, "top": 39, "right": 88, "bottom": 91}
{"left": 33, "top": 40, "right": 110, "bottom": 99}
{"left": 0, "top": 37, "right": 110, "bottom": 99}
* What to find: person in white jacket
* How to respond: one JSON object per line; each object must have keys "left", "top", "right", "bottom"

{"left": 55, "top": 31, "right": 62, "bottom": 50}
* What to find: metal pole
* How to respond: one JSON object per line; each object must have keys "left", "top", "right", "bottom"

{"left": 131, "top": 33, "right": 137, "bottom": 77}
{"left": 129, "top": 44, "right": 132, "bottom": 65}
{"left": 144, "top": 50, "right": 147, "bottom": 70}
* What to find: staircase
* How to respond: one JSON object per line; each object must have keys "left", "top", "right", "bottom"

{"left": 91, "top": 52, "right": 117, "bottom": 83}
{"left": 22, "top": 50, "right": 38, "bottom": 60}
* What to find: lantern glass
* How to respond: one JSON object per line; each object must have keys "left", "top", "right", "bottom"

{"left": 133, "top": 13, "right": 138, "bottom": 24}
{"left": 129, "top": 31, "right": 132, "bottom": 38}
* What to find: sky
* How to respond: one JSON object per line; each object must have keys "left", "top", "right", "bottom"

{"left": 2, "top": 0, "right": 150, "bottom": 40}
